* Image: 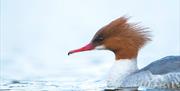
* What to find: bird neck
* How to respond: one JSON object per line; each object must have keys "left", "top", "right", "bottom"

{"left": 107, "top": 59, "right": 138, "bottom": 88}
{"left": 114, "top": 50, "right": 138, "bottom": 60}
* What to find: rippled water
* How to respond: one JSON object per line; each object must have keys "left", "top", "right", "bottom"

{"left": 0, "top": 79, "right": 106, "bottom": 91}
{"left": 1, "top": 79, "right": 180, "bottom": 91}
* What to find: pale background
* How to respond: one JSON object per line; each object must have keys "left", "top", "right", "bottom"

{"left": 1, "top": 0, "right": 180, "bottom": 81}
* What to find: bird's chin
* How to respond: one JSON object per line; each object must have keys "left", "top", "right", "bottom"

{"left": 95, "top": 45, "right": 106, "bottom": 50}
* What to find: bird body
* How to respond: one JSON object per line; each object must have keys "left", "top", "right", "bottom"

{"left": 107, "top": 56, "right": 180, "bottom": 88}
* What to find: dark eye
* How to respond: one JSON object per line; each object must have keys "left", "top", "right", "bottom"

{"left": 94, "top": 35, "right": 104, "bottom": 42}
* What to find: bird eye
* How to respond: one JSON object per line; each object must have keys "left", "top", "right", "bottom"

{"left": 94, "top": 35, "right": 104, "bottom": 42}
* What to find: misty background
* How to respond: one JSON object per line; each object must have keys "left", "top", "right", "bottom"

{"left": 1, "top": 0, "right": 180, "bottom": 81}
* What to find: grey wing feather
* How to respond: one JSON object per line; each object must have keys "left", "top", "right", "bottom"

{"left": 121, "top": 56, "right": 180, "bottom": 88}
{"left": 139, "top": 56, "right": 180, "bottom": 75}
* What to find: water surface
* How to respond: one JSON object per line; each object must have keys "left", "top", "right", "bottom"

{"left": 1, "top": 79, "right": 179, "bottom": 91}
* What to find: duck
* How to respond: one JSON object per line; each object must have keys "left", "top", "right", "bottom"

{"left": 68, "top": 17, "right": 180, "bottom": 89}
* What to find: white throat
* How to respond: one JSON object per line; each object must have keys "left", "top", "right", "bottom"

{"left": 107, "top": 59, "right": 138, "bottom": 88}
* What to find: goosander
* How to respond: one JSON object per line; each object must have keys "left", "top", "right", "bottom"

{"left": 68, "top": 17, "right": 180, "bottom": 89}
